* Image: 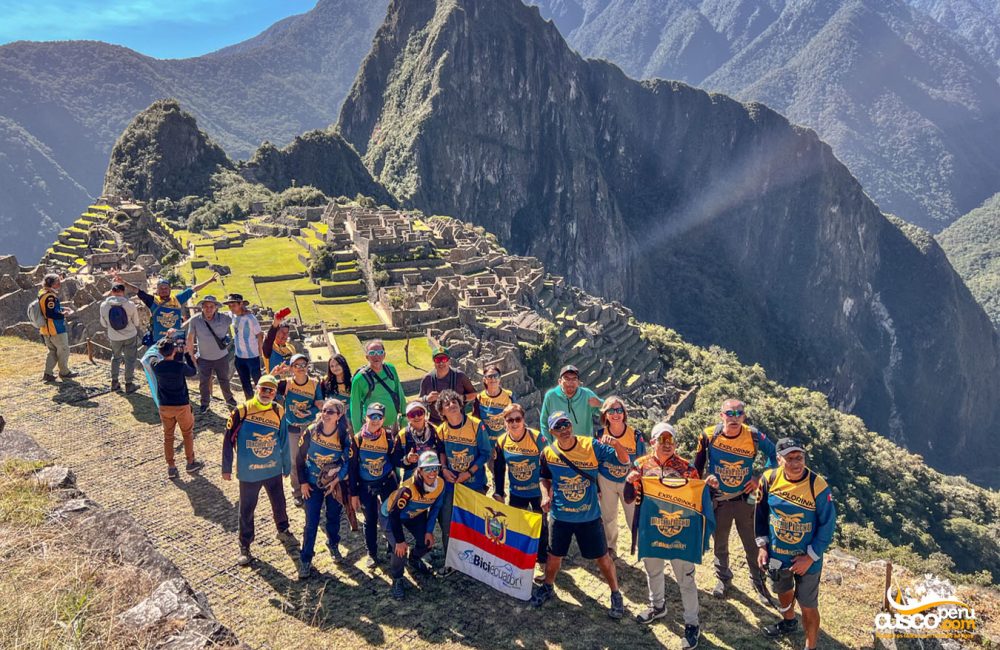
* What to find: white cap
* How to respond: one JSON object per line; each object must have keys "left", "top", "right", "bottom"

{"left": 650, "top": 422, "right": 676, "bottom": 443}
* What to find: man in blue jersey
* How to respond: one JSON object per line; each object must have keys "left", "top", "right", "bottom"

{"left": 756, "top": 438, "right": 836, "bottom": 650}
{"left": 531, "top": 411, "right": 630, "bottom": 619}
{"left": 694, "top": 398, "right": 777, "bottom": 601}
{"left": 116, "top": 272, "right": 219, "bottom": 344}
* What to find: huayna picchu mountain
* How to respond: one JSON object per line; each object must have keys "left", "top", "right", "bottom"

{"left": 338, "top": 0, "right": 1000, "bottom": 486}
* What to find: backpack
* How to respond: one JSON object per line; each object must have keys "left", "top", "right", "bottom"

{"left": 108, "top": 304, "right": 130, "bottom": 331}
{"left": 355, "top": 365, "right": 402, "bottom": 413}
{"left": 705, "top": 423, "right": 762, "bottom": 455}
{"left": 27, "top": 298, "right": 46, "bottom": 329}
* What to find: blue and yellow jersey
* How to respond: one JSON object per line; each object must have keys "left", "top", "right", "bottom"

{"left": 595, "top": 425, "right": 645, "bottom": 483}
{"left": 301, "top": 427, "right": 353, "bottom": 488}
{"left": 697, "top": 424, "right": 776, "bottom": 497}
{"left": 266, "top": 342, "right": 295, "bottom": 373}
{"left": 474, "top": 388, "right": 513, "bottom": 444}
{"left": 637, "top": 477, "right": 715, "bottom": 563}
{"left": 495, "top": 428, "right": 546, "bottom": 498}
{"left": 281, "top": 377, "right": 322, "bottom": 428}
{"left": 224, "top": 401, "right": 289, "bottom": 482}
{"left": 37, "top": 289, "right": 67, "bottom": 336}
{"left": 397, "top": 427, "right": 444, "bottom": 480}
{"left": 437, "top": 415, "right": 492, "bottom": 491}
{"left": 353, "top": 428, "right": 397, "bottom": 483}
{"left": 145, "top": 288, "right": 193, "bottom": 340}
{"left": 382, "top": 475, "right": 446, "bottom": 537}
{"left": 755, "top": 467, "right": 836, "bottom": 574}
{"left": 540, "top": 436, "right": 618, "bottom": 522}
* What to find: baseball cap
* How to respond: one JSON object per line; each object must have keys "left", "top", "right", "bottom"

{"left": 559, "top": 364, "right": 579, "bottom": 377}
{"left": 547, "top": 411, "right": 572, "bottom": 430}
{"left": 289, "top": 353, "right": 309, "bottom": 366}
{"left": 418, "top": 450, "right": 441, "bottom": 470}
{"left": 405, "top": 401, "right": 427, "bottom": 416}
{"left": 432, "top": 346, "right": 450, "bottom": 359}
{"left": 156, "top": 278, "right": 171, "bottom": 287}
{"left": 649, "top": 422, "right": 676, "bottom": 443}
{"left": 366, "top": 402, "right": 386, "bottom": 417}
{"left": 776, "top": 437, "right": 805, "bottom": 457}
{"left": 258, "top": 375, "right": 279, "bottom": 389}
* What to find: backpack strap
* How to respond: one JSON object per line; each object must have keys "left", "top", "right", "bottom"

{"left": 549, "top": 445, "right": 599, "bottom": 492}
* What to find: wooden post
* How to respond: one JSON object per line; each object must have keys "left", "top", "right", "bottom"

{"left": 882, "top": 560, "right": 893, "bottom": 611}
{"left": 86, "top": 338, "right": 94, "bottom": 364}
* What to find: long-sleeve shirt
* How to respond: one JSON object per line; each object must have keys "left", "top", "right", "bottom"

{"left": 437, "top": 415, "right": 492, "bottom": 492}
{"left": 350, "top": 425, "right": 402, "bottom": 487}
{"left": 397, "top": 425, "right": 445, "bottom": 480}
{"left": 349, "top": 363, "right": 407, "bottom": 433}
{"left": 222, "top": 399, "right": 289, "bottom": 482}
{"left": 38, "top": 289, "right": 67, "bottom": 336}
{"left": 754, "top": 467, "right": 836, "bottom": 574}
{"left": 137, "top": 287, "right": 193, "bottom": 341}
{"left": 296, "top": 423, "right": 353, "bottom": 490}
{"left": 262, "top": 323, "right": 295, "bottom": 372}
{"left": 539, "top": 385, "right": 600, "bottom": 443}
{"left": 694, "top": 424, "right": 777, "bottom": 498}
{"left": 150, "top": 353, "right": 197, "bottom": 406}
{"left": 492, "top": 428, "right": 545, "bottom": 499}
{"left": 278, "top": 377, "right": 323, "bottom": 429}
{"left": 99, "top": 295, "right": 140, "bottom": 341}
{"left": 385, "top": 475, "right": 446, "bottom": 541}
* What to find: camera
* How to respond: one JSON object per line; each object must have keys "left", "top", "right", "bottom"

{"left": 767, "top": 556, "right": 788, "bottom": 582}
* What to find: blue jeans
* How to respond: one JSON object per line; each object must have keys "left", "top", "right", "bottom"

{"left": 300, "top": 486, "right": 344, "bottom": 565}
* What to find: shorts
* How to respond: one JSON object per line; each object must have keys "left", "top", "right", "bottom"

{"left": 768, "top": 567, "right": 821, "bottom": 608}
{"left": 549, "top": 517, "right": 608, "bottom": 560}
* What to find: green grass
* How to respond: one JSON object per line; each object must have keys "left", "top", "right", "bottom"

{"left": 0, "top": 460, "right": 50, "bottom": 526}
{"left": 334, "top": 334, "right": 433, "bottom": 382}
{"left": 298, "top": 298, "right": 383, "bottom": 327}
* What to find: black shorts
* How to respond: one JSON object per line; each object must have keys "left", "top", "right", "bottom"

{"left": 549, "top": 517, "right": 608, "bottom": 560}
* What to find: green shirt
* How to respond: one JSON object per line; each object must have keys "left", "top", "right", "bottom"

{"left": 349, "top": 363, "right": 408, "bottom": 432}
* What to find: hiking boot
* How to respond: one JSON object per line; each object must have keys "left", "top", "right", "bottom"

{"left": 198, "top": 404, "right": 210, "bottom": 414}
{"left": 167, "top": 466, "right": 180, "bottom": 480}
{"left": 712, "top": 579, "right": 729, "bottom": 598}
{"left": 276, "top": 529, "right": 296, "bottom": 545}
{"left": 111, "top": 380, "right": 121, "bottom": 392}
{"left": 125, "top": 382, "right": 138, "bottom": 394}
{"left": 293, "top": 495, "right": 304, "bottom": 508}
{"left": 59, "top": 371, "right": 79, "bottom": 379}
{"left": 391, "top": 579, "right": 406, "bottom": 600}
{"left": 407, "top": 556, "right": 433, "bottom": 575}
{"left": 435, "top": 565, "right": 456, "bottom": 578}
{"left": 237, "top": 547, "right": 253, "bottom": 566}
{"left": 297, "top": 561, "right": 312, "bottom": 580}
{"left": 328, "top": 544, "right": 344, "bottom": 564}
{"left": 609, "top": 591, "right": 625, "bottom": 619}
{"left": 43, "top": 373, "right": 56, "bottom": 383}
{"left": 681, "top": 624, "right": 700, "bottom": 649}
{"left": 365, "top": 555, "right": 378, "bottom": 569}
{"left": 763, "top": 617, "right": 800, "bottom": 638}
{"left": 185, "top": 460, "right": 205, "bottom": 474}
{"left": 530, "top": 583, "right": 554, "bottom": 608}
{"left": 636, "top": 604, "right": 667, "bottom": 624}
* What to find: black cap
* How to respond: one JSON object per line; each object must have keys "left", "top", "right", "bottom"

{"left": 776, "top": 438, "right": 806, "bottom": 457}
{"left": 559, "top": 364, "right": 580, "bottom": 377}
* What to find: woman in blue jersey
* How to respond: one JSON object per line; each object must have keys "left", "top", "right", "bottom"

{"left": 596, "top": 396, "right": 646, "bottom": 558}
{"left": 471, "top": 364, "right": 513, "bottom": 448}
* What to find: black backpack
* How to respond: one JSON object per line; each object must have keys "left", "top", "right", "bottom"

{"left": 108, "top": 304, "right": 130, "bottom": 331}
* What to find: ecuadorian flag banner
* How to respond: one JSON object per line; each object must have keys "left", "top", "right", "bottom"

{"left": 445, "top": 484, "right": 542, "bottom": 601}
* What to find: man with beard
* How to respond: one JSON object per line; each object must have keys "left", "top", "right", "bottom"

{"left": 538, "top": 365, "right": 602, "bottom": 443}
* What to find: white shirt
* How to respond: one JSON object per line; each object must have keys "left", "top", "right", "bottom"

{"left": 99, "top": 295, "right": 140, "bottom": 341}
{"left": 232, "top": 312, "right": 262, "bottom": 359}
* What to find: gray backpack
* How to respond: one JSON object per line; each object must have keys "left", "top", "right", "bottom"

{"left": 27, "top": 298, "right": 46, "bottom": 329}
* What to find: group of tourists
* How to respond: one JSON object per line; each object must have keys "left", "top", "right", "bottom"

{"left": 34, "top": 275, "right": 836, "bottom": 650}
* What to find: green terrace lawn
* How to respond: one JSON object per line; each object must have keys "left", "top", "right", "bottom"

{"left": 299, "top": 298, "right": 381, "bottom": 328}
{"left": 334, "top": 333, "right": 434, "bottom": 384}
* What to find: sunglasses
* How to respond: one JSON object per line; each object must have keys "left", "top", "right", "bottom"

{"left": 552, "top": 422, "right": 571, "bottom": 430}
{"left": 368, "top": 414, "right": 384, "bottom": 421}
{"left": 723, "top": 410, "right": 745, "bottom": 417}
{"left": 433, "top": 356, "right": 449, "bottom": 363}
{"left": 505, "top": 416, "right": 523, "bottom": 424}
{"left": 367, "top": 349, "right": 385, "bottom": 357}
{"left": 322, "top": 409, "right": 341, "bottom": 415}
{"left": 259, "top": 387, "right": 276, "bottom": 394}
{"left": 422, "top": 467, "right": 440, "bottom": 473}
{"left": 406, "top": 410, "right": 426, "bottom": 418}
{"left": 484, "top": 373, "right": 501, "bottom": 379}
{"left": 606, "top": 406, "right": 625, "bottom": 414}
{"left": 292, "top": 363, "right": 308, "bottom": 369}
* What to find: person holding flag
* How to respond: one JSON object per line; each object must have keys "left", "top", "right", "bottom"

{"left": 382, "top": 451, "right": 446, "bottom": 600}
{"left": 531, "top": 411, "right": 630, "bottom": 618}
{"left": 625, "top": 422, "right": 717, "bottom": 648}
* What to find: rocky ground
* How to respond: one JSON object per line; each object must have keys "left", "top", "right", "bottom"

{"left": 1, "top": 337, "right": 996, "bottom": 649}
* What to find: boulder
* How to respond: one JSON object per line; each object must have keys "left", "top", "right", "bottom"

{"left": 0, "top": 428, "right": 54, "bottom": 462}
{"left": 0, "top": 255, "right": 19, "bottom": 277}
{"left": 33, "top": 465, "right": 75, "bottom": 489}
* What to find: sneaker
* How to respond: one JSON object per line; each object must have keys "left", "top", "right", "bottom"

{"left": 42, "top": 374, "right": 56, "bottom": 383}
{"left": 125, "top": 382, "right": 138, "bottom": 394}
{"left": 681, "top": 624, "right": 700, "bottom": 649}
{"left": 185, "top": 460, "right": 205, "bottom": 474}
{"left": 297, "top": 561, "right": 312, "bottom": 580}
{"left": 59, "top": 371, "right": 79, "bottom": 379}
{"left": 111, "top": 380, "right": 121, "bottom": 392}
{"left": 636, "top": 604, "right": 667, "bottom": 624}
{"left": 435, "top": 565, "right": 456, "bottom": 578}
{"left": 328, "top": 544, "right": 344, "bottom": 564}
{"left": 407, "top": 556, "right": 433, "bottom": 575}
{"left": 391, "top": 579, "right": 406, "bottom": 600}
{"left": 276, "top": 529, "right": 296, "bottom": 545}
{"left": 167, "top": 466, "right": 180, "bottom": 480}
{"left": 237, "top": 547, "right": 253, "bottom": 566}
{"left": 609, "top": 591, "right": 625, "bottom": 619}
{"left": 198, "top": 404, "right": 210, "bottom": 414}
{"left": 293, "top": 495, "right": 304, "bottom": 508}
{"left": 763, "top": 618, "right": 800, "bottom": 638}
{"left": 365, "top": 555, "right": 378, "bottom": 569}
{"left": 712, "top": 579, "right": 729, "bottom": 599}
{"left": 530, "top": 583, "right": 554, "bottom": 608}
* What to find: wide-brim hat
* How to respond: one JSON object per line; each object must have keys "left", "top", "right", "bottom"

{"left": 224, "top": 293, "right": 248, "bottom": 305}
{"left": 197, "top": 295, "right": 222, "bottom": 307}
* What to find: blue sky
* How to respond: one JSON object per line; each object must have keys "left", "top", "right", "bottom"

{"left": 0, "top": 0, "right": 316, "bottom": 59}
